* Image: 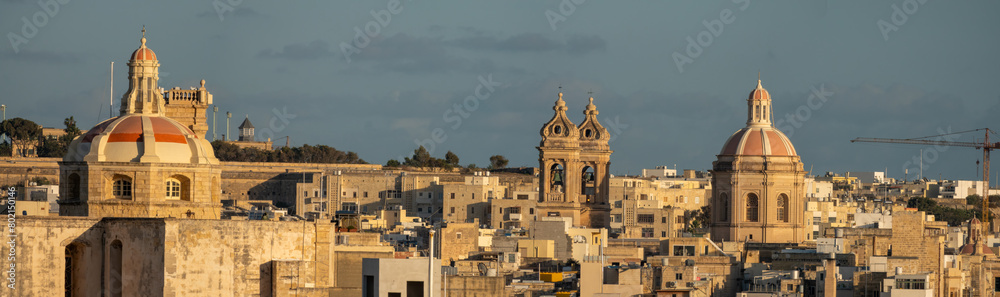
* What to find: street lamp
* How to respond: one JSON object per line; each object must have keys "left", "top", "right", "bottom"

{"left": 225, "top": 112, "right": 232, "bottom": 141}
{"left": 212, "top": 106, "right": 219, "bottom": 141}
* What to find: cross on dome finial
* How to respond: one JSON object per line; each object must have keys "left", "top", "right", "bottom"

{"left": 140, "top": 25, "right": 147, "bottom": 47}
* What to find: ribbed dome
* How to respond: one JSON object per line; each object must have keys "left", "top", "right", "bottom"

{"left": 65, "top": 114, "right": 218, "bottom": 164}
{"left": 131, "top": 47, "right": 157, "bottom": 61}
{"left": 720, "top": 126, "right": 797, "bottom": 156}
{"left": 748, "top": 79, "right": 769, "bottom": 101}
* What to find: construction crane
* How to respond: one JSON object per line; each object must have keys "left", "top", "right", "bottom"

{"left": 851, "top": 128, "right": 999, "bottom": 223}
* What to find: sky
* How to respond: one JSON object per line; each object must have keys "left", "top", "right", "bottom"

{"left": 1, "top": 0, "right": 998, "bottom": 182}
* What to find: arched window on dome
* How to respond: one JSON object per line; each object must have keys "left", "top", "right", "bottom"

{"left": 166, "top": 175, "right": 191, "bottom": 201}
{"left": 112, "top": 176, "right": 132, "bottom": 200}
{"left": 745, "top": 193, "right": 759, "bottom": 222}
{"left": 720, "top": 193, "right": 729, "bottom": 222}
{"left": 777, "top": 194, "right": 789, "bottom": 222}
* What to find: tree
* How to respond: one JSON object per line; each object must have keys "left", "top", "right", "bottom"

{"left": 967, "top": 194, "right": 982, "bottom": 206}
{"left": 445, "top": 151, "right": 459, "bottom": 166}
{"left": 0, "top": 118, "right": 41, "bottom": 157}
{"left": 385, "top": 159, "right": 401, "bottom": 167}
{"left": 404, "top": 146, "right": 433, "bottom": 167}
{"left": 489, "top": 155, "right": 509, "bottom": 169}
{"left": 38, "top": 116, "right": 84, "bottom": 158}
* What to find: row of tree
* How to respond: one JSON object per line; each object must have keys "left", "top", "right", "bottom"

{"left": 384, "top": 146, "right": 509, "bottom": 170}
{"left": 908, "top": 196, "right": 985, "bottom": 226}
{"left": 211, "top": 141, "right": 367, "bottom": 164}
{"left": 0, "top": 117, "right": 81, "bottom": 157}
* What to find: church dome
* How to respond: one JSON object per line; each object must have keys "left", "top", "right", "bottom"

{"left": 719, "top": 127, "right": 797, "bottom": 156}
{"left": 130, "top": 35, "right": 157, "bottom": 61}
{"left": 130, "top": 45, "right": 156, "bottom": 61}
{"left": 65, "top": 114, "right": 218, "bottom": 164}
{"left": 718, "top": 78, "right": 797, "bottom": 157}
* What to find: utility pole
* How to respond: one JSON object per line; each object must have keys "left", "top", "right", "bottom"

{"left": 428, "top": 229, "right": 435, "bottom": 297}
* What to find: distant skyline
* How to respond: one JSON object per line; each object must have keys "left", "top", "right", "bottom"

{"left": 1, "top": 1, "right": 998, "bottom": 181}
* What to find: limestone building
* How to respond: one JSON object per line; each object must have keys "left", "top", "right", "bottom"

{"left": 536, "top": 93, "right": 613, "bottom": 228}
{"left": 59, "top": 31, "right": 222, "bottom": 219}
{"left": 710, "top": 79, "right": 807, "bottom": 243}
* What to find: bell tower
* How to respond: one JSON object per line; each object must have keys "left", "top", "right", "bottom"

{"left": 537, "top": 91, "right": 612, "bottom": 228}
{"left": 577, "top": 96, "right": 613, "bottom": 227}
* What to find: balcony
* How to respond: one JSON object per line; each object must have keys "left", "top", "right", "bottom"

{"left": 509, "top": 213, "right": 522, "bottom": 221}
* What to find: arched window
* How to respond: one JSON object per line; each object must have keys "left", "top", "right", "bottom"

{"left": 67, "top": 173, "right": 81, "bottom": 200}
{"left": 720, "top": 193, "right": 729, "bottom": 222}
{"left": 746, "top": 193, "right": 759, "bottom": 222}
{"left": 109, "top": 240, "right": 123, "bottom": 297}
{"left": 581, "top": 166, "right": 595, "bottom": 203}
{"left": 167, "top": 175, "right": 191, "bottom": 201}
{"left": 550, "top": 164, "right": 565, "bottom": 193}
{"left": 777, "top": 194, "right": 789, "bottom": 222}
{"left": 166, "top": 179, "right": 181, "bottom": 199}
{"left": 553, "top": 125, "right": 562, "bottom": 135}
{"left": 584, "top": 129, "right": 593, "bottom": 138}
{"left": 112, "top": 176, "right": 132, "bottom": 200}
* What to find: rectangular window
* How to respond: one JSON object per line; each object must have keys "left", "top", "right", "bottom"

{"left": 675, "top": 273, "right": 683, "bottom": 280}
{"left": 472, "top": 193, "right": 476, "bottom": 199}
{"left": 471, "top": 207, "right": 475, "bottom": 214}
{"left": 661, "top": 231, "right": 667, "bottom": 237}
{"left": 637, "top": 214, "right": 654, "bottom": 224}
{"left": 662, "top": 217, "right": 667, "bottom": 223}
{"left": 676, "top": 216, "right": 684, "bottom": 224}
{"left": 641, "top": 228, "right": 654, "bottom": 238}
{"left": 673, "top": 245, "right": 695, "bottom": 256}
{"left": 509, "top": 207, "right": 521, "bottom": 214}
{"left": 353, "top": 192, "right": 357, "bottom": 198}
{"left": 517, "top": 194, "right": 528, "bottom": 200}
{"left": 529, "top": 208, "right": 534, "bottom": 215}
{"left": 451, "top": 193, "right": 456, "bottom": 199}
{"left": 364, "top": 192, "right": 368, "bottom": 198}
{"left": 450, "top": 207, "right": 455, "bottom": 214}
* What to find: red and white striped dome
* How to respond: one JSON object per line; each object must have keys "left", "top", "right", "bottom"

{"left": 131, "top": 47, "right": 157, "bottom": 61}
{"left": 65, "top": 115, "right": 217, "bottom": 164}
{"left": 719, "top": 127, "right": 797, "bottom": 156}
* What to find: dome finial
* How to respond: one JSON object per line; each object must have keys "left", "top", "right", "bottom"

{"left": 757, "top": 71, "right": 762, "bottom": 88}
{"left": 140, "top": 25, "right": 147, "bottom": 47}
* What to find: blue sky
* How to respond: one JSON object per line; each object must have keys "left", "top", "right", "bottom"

{"left": 1, "top": 0, "right": 998, "bottom": 181}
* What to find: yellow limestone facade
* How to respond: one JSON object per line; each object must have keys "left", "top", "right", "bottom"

{"left": 710, "top": 79, "right": 807, "bottom": 243}
{"left": 536, "top": 93, "right": 613, "bottom": 228}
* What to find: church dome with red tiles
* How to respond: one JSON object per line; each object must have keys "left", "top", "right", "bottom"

{"left": 718, "top": 79, "right": 797, "bottom": 157}
{"left": 64, "top": 29, "right": 217, "bottom": 165}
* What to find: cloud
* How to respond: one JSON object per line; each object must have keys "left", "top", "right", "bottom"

{"left": 258, "top": 40, "right": 335, "bottom": 60}
{"left": 0, "top": 50, "right": 83, "bottom": 64}
{"left": 196, "top": 6, "right": 261, "bottom": 19}
{"left": 450, "top": 33, "right": 607, "bottom": 55}
{"left": 344, "top": 33, "right": 498, "bottom": 74}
